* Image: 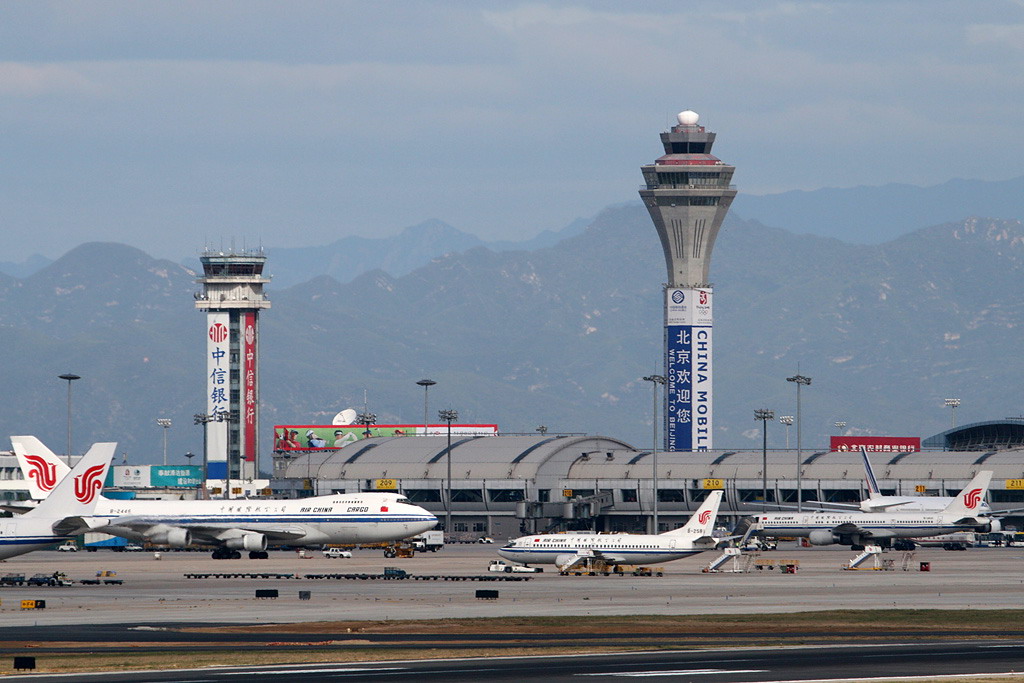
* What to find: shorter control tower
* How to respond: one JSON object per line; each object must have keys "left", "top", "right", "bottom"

{"left": 194, "top": 249, "right": 271, "bottom": 484}
{"left": 639, "top": 110, "right": 736, "bottom": 451}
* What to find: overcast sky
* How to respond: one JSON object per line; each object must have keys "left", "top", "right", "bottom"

{"left": 2, "top": 1, "right": 1023, "bottom": 262}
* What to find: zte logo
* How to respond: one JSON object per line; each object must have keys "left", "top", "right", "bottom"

{"left": 963, "top": 488, "right": 982, "bottom": 509}
{"left": 23, "top": 454, "right": 58, "bottom": 492}
{"left": 698, "top": 510, "right": 712, "bottom": 524}
{"left": 74, "top": 465, "right": 106, "bottom": 504}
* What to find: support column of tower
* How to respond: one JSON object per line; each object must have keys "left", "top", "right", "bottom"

{"left": 639, "top": 110, "right": 736, "bottom": 451}
{"left": 195, "top": 250, "right": 271, "bottom": 493}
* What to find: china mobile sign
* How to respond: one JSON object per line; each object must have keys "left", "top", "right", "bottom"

{"left": 665, "top": 287, "right": 713, "bottom": 451}
{"left": 830, "top": 436, "right": 921, "bottom": 453}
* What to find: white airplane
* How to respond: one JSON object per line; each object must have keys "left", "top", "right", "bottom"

{"left": 807, "top": 447, "right": 993, "bottom": 513}
{"left": 12, "top": 435, "right": 437, "bottom": 559}
{"left": 0, "top": 441, "right": 116, "bottom": 560}
{"left": 498, "top": 490, "right": 724, "bottom": 570}
{"left": 752, "top": 470, "right": 998, "bottom": 549}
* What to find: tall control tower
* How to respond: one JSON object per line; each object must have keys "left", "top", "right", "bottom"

{"left": 194, "top": 250, "right": 271, "bottom": 483}
{"left": 639, "top": 110, "right": 736, "bottom": 451}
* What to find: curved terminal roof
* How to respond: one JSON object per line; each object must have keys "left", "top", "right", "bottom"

{"left": 922, "top": 420, "right": 1024, "bottom": 452}
{"left": 279, "top": 435, "right": 1024, "bottom": 484}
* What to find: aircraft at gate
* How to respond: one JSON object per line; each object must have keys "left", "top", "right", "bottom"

{"left": 808, "top": 447, "right": 994, "bottom": 513}
{"left": 752, "top": 470, "right": 997, "bottom": 549}
{"left": 13, "top": 436, "right": 437, "bottom": 559}
{"left": 498, "top": 490, "right": 723, "bottom": 569}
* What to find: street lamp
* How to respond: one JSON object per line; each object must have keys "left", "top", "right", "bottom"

{"left": 945, "top": 398, "right": 961, "bottom": 430}
{"left": 755, "top": 409, "right": 774, "bottom": 513}
{"left": 156, "top": 418, "right": 172, "bottom": 466}
{"left": 786, "top": 373, "right": 811, "bottom": 512}
{"left": 834, "top": 420, "right": 846, "bottom": 435}
{"left": 438, "top": 408, "right": 458, "bottom": 536}
{"left": 58, "top": 373, "right": 81, "bottom": 459}
{"left": 357, "top": 411, "right": 377, "bottom": 439}
{"left": 642, "top": 374, "right": 666, "bottom": 533}
{"left": 416, "top": 379, "right": 436, "bottom": 435}
{"left": 779, "top": 415, "right": 794, "bottom": 449}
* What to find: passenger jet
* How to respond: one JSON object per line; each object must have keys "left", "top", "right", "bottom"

{"left": 13, "top": 435, "right": 437, "bottom": 559}
{"left": 752, "top": 470, "right": 997, "bottom": 549}
{"left": 498, "top": 490, "right": 723, "bottom": 570}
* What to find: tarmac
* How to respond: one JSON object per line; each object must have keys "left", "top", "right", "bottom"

{"left": 0, "top": 542, "right": 1020, "bottom": 626}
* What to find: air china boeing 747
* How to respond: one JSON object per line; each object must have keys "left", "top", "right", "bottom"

{"left": 13, "top": 435, "right": 437, "bottom": 559}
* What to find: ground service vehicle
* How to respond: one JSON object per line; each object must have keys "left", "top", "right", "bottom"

{"left": 411, "top": 530, "right": 444, "bottom": 552}
{"left": 488, "top": 559, "right": 543, "bottom": 573}
{"left": 322, "top": 547, "right": 353, "bottom": 558}
{"left": 57, "top": 542, "right": 79, "bottom": 552}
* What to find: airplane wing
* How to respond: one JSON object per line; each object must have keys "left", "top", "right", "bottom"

{"left": 830, "top": 522, "right": 895, "bottom": 541}
{"left": 52, "top": 516, "right": 111, "bottom": 537}
{"left": 99, "top": 517, "right": 310, "bottom": 544}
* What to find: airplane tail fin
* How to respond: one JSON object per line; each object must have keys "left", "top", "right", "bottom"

{"left": 860, "top": 447, "right": 881, "bottom": 498}
{"left": 26, "top": 442, "right": 115, "bottom": 519}
{"left": 11, "top": 435, "right": 72, "bottom": 500}
{"left": 942, "top": 471, "right": 993, "bottom": 517}
{"left": 661, "top": 489, "right": 723, "bottom": 537}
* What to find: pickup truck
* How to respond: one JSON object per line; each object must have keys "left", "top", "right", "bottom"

{"left": 322, "top": 548, "right": 353, "bottom": 559}
{"left": 488, "top": 559, "right": 543, "bottom": 574}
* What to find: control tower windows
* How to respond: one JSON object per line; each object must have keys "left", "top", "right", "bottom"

{"left": 657, "top": 196, "right": 720, "bottom": 207}
{"left": 653, "top": 172, "right": 727, "bottom": 188}
{"left": 669, "top": 142, "right": 708, "bottom": 153}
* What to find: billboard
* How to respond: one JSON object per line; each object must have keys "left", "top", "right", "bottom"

{"left": 242, "top": 311, "right": 257, "bottom": 463}
{"left": 830, "top": 436, "right": 921, "bottom": 453}
{"left": 206, "top": 312, "right": 230, "bottom": 478}
{"left": 665, "top": 288, "right": 713, "bottom": 452}
{"left": 273, "top": 424, "right": 499, "bottom": 451}
{"left": 108, "top": 465, "right": 203, "bottom": 488}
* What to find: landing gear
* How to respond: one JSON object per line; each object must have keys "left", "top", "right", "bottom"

{"left": 211, "top": 548, "right": 243, "bottom": 560}
{"left": 249, "top": 551, "right": 270, "bottom": 559}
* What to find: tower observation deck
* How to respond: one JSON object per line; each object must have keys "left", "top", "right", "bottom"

{"left": 639, "top": 110, "right": 736, "bottom": 451}
{"left": 194, "top": 249, "right": 271, "bottom": 486}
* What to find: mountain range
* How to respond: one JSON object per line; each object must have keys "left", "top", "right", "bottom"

{"left": 2, "top": 199, "right": 1023, "bottom": 466}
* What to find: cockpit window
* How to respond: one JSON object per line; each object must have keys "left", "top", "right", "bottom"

{"left": 395, "top": 497, "right": 410, "bottom": 504}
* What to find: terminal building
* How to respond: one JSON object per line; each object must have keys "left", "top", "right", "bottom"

{"left": 271, "top": 420, "right": 1024, "bottom": 541}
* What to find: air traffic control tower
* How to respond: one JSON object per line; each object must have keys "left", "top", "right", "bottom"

{"left": 639, "top": 110, "right": 736, "bottom": 451}
{"left": 194, "top": 250, "right": 271, "bottom": 484}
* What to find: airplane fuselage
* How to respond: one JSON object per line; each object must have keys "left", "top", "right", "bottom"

{"left": 498, "top": 533, "right": 708, "bottom": 566}
{"left": 756, "top": 511, "right": 979, "bottom": 542}
{"left": 0, "top": 517, "right": 75, "bottom": 560}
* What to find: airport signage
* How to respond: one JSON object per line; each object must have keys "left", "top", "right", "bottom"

{"left": 273, "top": 424, "right": 499, "bottom": 451}
{"left": 830, "top": 436, "right": 920, "bottom": 453}
{"left": 1006, "top": 479, "right": 1024, "bottom": 490}
{"left": 108, "top": 465, "right": 203, "bottom": 489}
{"left": 665, "top": 287, "right": 714, "bottom": 452}
{"left": 375, "top": 479, "right": 397, "bottom": 490}
{"left": 702, "top": 479, "right": 724, "bottom": 489}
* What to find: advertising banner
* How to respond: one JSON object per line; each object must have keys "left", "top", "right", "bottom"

{"left": 273, "top": 424, "right": 499, "bottom": 451}
{"left": 206, "top": 312, "right": 230, "bottom": 478}
{"left": 109, "top": 466, "right": 204, "bottom": 488}
{"left": 242, "top": 312, "right": 257, "bottom": 462}
{"left": 830, "top": 436, "right": 920, "bottom": 453}
{"left": 665, "top": 289, "right": 713, "bottom": 452}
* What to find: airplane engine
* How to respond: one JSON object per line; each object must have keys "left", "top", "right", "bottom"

{"left": 554, "top": 554, "right": 577, "bottom": 567}
{"left": 224, "top": 533, "right": 267, "bottom": 552}
{"left": 146, "top": 528, "right": 192, "bottom": 548}
{"left": 969, "top": 518, "right": 1000, "bottom": 533}
{"left": 807, "top": 530, "right": 837, "bottom": 546}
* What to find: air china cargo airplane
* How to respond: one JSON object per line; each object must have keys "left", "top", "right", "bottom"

{"left": 752, "top": 470, "right": 997, "bottom": 549}
{"left": 0, "top": 442, "right": 115, "bottom": 560}
{"left": 13, "top": 435, "right": 437, "bottom": 559}
{"left": 809, "top": 447, "right": 994, "bottom": 513}
{"left": 498, "top": 490, "right": 723, "bottom": 570}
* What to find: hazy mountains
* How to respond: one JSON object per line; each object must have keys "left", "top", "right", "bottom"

{"left": 3, "top": 206, "right": 1023, "bottom": 465}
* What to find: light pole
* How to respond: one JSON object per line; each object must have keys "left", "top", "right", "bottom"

{"left": 156, "top": 418, "right": 172, "bottom": 466}
{"left": 834, "top": 420, "right": 846, "bottom": 436}
{"left": 643, "top": 374, "right": 666, "bottom": 533}
{"left": 779, "top": 415, "right": 794, "bottom": 449}
{"left": 438, "top": 408, "right": 458, "bottom": 536}
{"left": 755, "top": 409, "right": 774, "bottom": 512}
{"left": 58, "top": 373, "right": 81, "bottom": 459}
{"left": 944, "top": 398, "right": 961, "bottom": 430}
{"left": 416, "top": 379, "right": 436, "bottom": 435}
{"left": 357, "top": 411, "right": 377, "bottom": 439}
{"left": 786, "top": 373, "right": 811, "bottom": 512}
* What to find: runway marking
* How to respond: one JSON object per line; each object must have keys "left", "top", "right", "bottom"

{"left": 578, "top": 670, "right": 767, "bottom": 677}
{"left": 218, "top": 668, "right": 404, "bottom": 675}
